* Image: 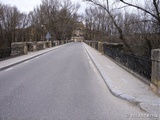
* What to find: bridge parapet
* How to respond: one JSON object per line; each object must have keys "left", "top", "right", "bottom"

{"left": 85, "top": 40, "right": 160, "bottom": 96}
{"left": 11, "top": 42, "right": 28, "bottom": 56}
{"left": 10, "top": 40, "right": 73, "bottom": 57}
{"left": 151, "top": 49, "right": 160, "bottom": 96}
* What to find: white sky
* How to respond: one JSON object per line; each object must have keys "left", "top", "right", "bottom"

{"left": 0, "top": 0, "right": 145, "bottom": 14}
{"left": 0, "top": 0, "right": 87, "bottom": 14}
{"left": 0, "top": 0, "right": 42, "bottom": 13}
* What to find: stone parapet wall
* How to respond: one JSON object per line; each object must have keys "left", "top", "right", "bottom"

{"left": 11, "top": 40, "right": 73, "bottom": 57}
{"left": 151, "top": 49, "right": 160, "bottom": 96}
{"left": 11, "top": 42, "right": 28, "bottom": 56}
{"left": 71, "top": 37, "right": 84, "bottom": 42}
{"left": 26, "top": 42, "right": 36, "bottom": 52}
{"left": 84, "top": 40, "right": 160, "bottom": 97}
{"left": 37, "top": 41, "right": 44, "bottom": 50}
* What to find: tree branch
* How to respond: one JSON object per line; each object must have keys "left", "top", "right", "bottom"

{"left": 120, "top": 0, "right": 160, "bottom": 24}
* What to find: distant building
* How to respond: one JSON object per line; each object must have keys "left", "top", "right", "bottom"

{"left": 71, "top": 22, "right": 84, "bottom": 42}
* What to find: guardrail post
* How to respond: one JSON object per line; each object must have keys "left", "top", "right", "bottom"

{"left": 151, "top": 49, "right": 160, "bottom": 96}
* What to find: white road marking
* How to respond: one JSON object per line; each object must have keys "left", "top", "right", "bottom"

{"left": 5, "top": 67, "right": 13, "bottom": 72}
{"left": 23, "top": 61, "right": 29, "bottom": 64}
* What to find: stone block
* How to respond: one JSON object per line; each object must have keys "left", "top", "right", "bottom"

{"left": 151, "top": 49, "right": 160, "bottom": 61}
{"left": 61, "top": 41, "right": 64, "bottom": 44}
{"left": 151, "top": 49, "right": 160, "bottom": 96}
{"left": 53, "top": 41, "right": 59, "bottom": 46}
{"left": 11, "top": 42, "right": 28, "bottom": 56}
{"left": 98, "top": 42, "right": 104, "bottom": 54}
{"left": 37, "top": 41, "right": 44, "bottom": 50}
{"left": 43, "top": 41, "right": 46, "bottom": 49}
{"left": 23, "top": 44, "right": 28, "bottom": 54}
{"left": 47, "top": 41, "right": 52, "bottom": 48}
{"left": 32, "top": 42, "right": 37, "bottom": 51}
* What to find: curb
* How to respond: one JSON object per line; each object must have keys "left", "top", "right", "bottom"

{"left": 0, "top": 43, "right": 72, "bottom": 71}
{"left": 103, "top": 54, "right": 151, "bottom": 86}
{"left": 83, "top": 43, "right": 137, "bottom": 103}
{"left": 83, "top": 43, "right": 160, "bottom": 115}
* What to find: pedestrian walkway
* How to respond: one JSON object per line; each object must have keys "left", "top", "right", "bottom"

{"left": 83, "top": 43, "right": 160, "bottom": 115}
{"left": 0, "top": 43, "right": 70, "bottom": 71}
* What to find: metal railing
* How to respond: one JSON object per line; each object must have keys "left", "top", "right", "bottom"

{"left": 103, "top": 47, "right": 151, "bottom": 80}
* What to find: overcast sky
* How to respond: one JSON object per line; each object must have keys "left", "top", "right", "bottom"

{"left": 0, "top": 0, "right": 87, "bottom": 14}
{"left": 0, "top": 0, "right": 145, "bottom": 14}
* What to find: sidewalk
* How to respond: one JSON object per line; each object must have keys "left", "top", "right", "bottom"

{"left": 0, "top": 43, "right": 70, "bottom": 71}
{"left": 83, "top": 43, "right": 160, "bottom": 115}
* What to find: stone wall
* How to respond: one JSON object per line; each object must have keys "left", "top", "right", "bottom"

{"left": 71, "top": 37, "right": 84, "bottom": 42}
{"left": 37, "top": 42, "right": 44, "bottom": 50}
{"left": 151, "top": 49, "right": 160, "bottom": 96}
{"left": 11, "top": 42, "right": 28, "bottom": 56}
{"left": 26, "top": 42, "right": 37, "bottom": 52}
{"left": 11, "top": 40, "right": 73, "bottom": 57}
{"left": 85, "top": 40, "right": 160, "bottom": 97}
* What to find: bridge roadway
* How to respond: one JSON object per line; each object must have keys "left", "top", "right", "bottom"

{"left": 0, "top": 42, "right": 148, "bottom": 120}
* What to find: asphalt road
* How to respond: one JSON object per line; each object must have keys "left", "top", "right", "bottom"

{"left": 0, "top": 42, "right": 148, "bottom": 120}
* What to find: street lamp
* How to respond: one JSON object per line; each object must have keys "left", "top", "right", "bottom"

{"left": 41, "top": 24, "right": 44, "bottom": 41}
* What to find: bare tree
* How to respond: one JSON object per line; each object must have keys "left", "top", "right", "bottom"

{"left": 119, "top": 0, "right": 160, "bottom": 26}
{"left": 84, "top": 7, "right": 110, "bottom": 41}
{"left": 0, "top": 0, "right": 80, "bottom": 51}
{"left": 0, "top": 4, "right": 22, "bottom": 47}
{"left": 30, "top": 0, "right": 80, "bottom": 40}
{"left": 84, "top": 0, "right": 134, "bottom": 53}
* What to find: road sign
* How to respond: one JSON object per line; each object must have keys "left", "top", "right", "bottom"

{"left": 45, "top": 32, "right": 52, "bottom": 41}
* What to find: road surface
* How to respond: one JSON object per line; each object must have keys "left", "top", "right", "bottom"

{"left": 0, "top": 42, "right": 149, "bottom": 120}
